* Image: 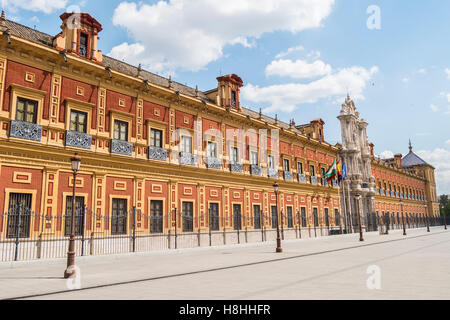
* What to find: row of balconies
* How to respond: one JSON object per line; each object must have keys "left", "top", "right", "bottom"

{"left": 374, "top": 187, "right": 426, "bottom": 201}
{"left": 8, "top": 120, "right": 338, "bottom": 187}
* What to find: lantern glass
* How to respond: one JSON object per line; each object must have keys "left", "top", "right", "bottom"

{"left": 273, "top": 182, "right": 279, "bottom": 194}
{"left": 71, "top": 154, "right": 81, "bottom": 172}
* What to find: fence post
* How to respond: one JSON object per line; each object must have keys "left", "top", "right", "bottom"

{"left": 14, "top": 205, "right": 22, "bottom": 261}
{"left": 197, "top": 215, "right": 201, "bottom": 247}
{"left": 208, "top": 208, "right": 212, "bottom": 247}
{"left": 81, "top": 205, "right": 86, "bottom": 256}
{"left": 261, "top": 211, "right": 264, "bottom": 242}
{"left": 280, "top": 209, "right": 284, "bottom": 240}
{"left": 90, "top": 232, "right": 94, "bottom": 255}
{"left": 36, "top": 233, "right": 42, "bottom": 259}
{"left": 174, "top": 208, "right": 178, "bottom": 250}
{"left": 132, "top": 207, "right": 136, "bottom": 253}
{"left": 297, "top": 212, "right": 301, "bottom": 239}
{"left": 223, "top": 215, "right": 226, "bottom": 245}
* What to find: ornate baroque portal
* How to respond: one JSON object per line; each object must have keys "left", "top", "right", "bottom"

{"left": 338, "top": 96, "right": 376, "bottom": 231}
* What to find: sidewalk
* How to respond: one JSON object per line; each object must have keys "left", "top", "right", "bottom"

{"left": 1, "top": 227, "right": 448, "bottom": 300}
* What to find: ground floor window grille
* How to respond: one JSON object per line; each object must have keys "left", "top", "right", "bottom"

{"left": 65, "top": 196, "right": 85, "bottom": 236}
{"left": 111, "top": 198, "right": 127, "bottom": 235}
{"left": 150, "top": 200, "right": 163, "bottom": 234}
{"left": 182, "top": 202, "right": 194, "bottom": 232}
{"left": 7, "top": 193, "right": 32, "bottom": 239}
{"left": 210, "top": 203, "right": 219, "bottom": 231}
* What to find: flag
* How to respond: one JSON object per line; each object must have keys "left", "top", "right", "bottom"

{"left": 342, "top": 163, "right": 347, "bottom": 179}
{"left": 337, "top": 161, "right": 343, "bottom": 183}
{"left": 325, "top": 159, "right": 337, "bottom": 182}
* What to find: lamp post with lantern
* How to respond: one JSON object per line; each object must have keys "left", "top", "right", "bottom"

{"left": 273, "top": 182, "right": 282, "bottom": 253}
{"left": 64, "top": 153, "right": 81, "bottom": 279}
{"left": 356, "top": 194, "right": 364, "bottom": 242}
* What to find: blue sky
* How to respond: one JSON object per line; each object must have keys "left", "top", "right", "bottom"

{"left": 5, "top": 0, "right": 450, "bottom": 194}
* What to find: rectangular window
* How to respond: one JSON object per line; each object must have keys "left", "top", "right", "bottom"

{"left": 16, "top": 97, "right": 38, "bottom": 124}
{"left": 253, "top": 205, "right": 261, "bottom": 229}
{"left": 150, "top": 129, "right": 163, "bottom": 148}
{"left": 268, "top": 155, "right": 275, "bottom": 169}
{"left": 114, "top": 120, "right": 128, "bottom": 141}
{"left": 325, "top": 208, "right": 330, "bottom": 227}
{"left": 301, "top": 207, "right": 307, "bottom": 227}
{"left": 231, "top": 91, "right": 237, "bottom": 108}
{"left": 335, "top": 209, "right": 340, "bottom": 226}
{"left": 209, "top": 203, "right": 219, "bottom": 231}
{"left": 182, "top": 201, "right": 194, "bottom": 232}
{"left": 283, "top": 159, "right": 290, "bottom": 172}
{"left": 271, "top": 206, "right": 278, "bottom": 228}
{"left": 6, "top": 193, "right": 32, "bottom": 239}
{"left": 70, "top": 110, "right": 87, "bottom": 133}
{"left": 231, "top": 147, "right": 239, "bottom": 163}
{"left": 181, "top": 136, "right": 192, "bottom": 153}
{"left": 287, "top": 207, "right": 293, "bottom": 228}
{"left": 65, "top": 196, "right": 85, "bottom": 237}
{"left": 310, "top": 165, "right": 315, "bottom": 177}
{"left": 111, "top": 198, "right": 127, "bottom": 235}
{"left": 313, "top": 208, "right": 319, "bottom": 227}
{"left": 79, "top": 33, "right": 88, "bottom": 57}
{"left": 233, "top": 204, "right": 242, "bottom": 230}
{"left": 207, "top": 142, "right": 217, "bottom": 158}
{"left": 150, "top": 200, "right": 163, "bottom": 234}
{"left": 250, "top": 151, "right": 258, "bottom": 165}
{"left": 298, "top": 162, "right": 303, "bottom": 174}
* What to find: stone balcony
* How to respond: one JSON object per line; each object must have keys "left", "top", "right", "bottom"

{"left": 268, "top": 168, "right": 278, "bottom": 178}
{"left": 65, "top": 130, "right": 92, "bottom": 149}
{"left": 111, "top": 139, "right": 133, "bottom": 156}
{"left": 250, "top": 165, "right": 262, "bottom": 176}
{"left": 230, "top": 163, "right": 243, "bottom": 173}
{"left": 298, "top": 174, "right": 306, "bottom": 183}
{"left": 205, "top": 157, "right": 222, "bottom": 169}
{"left": 9, "top": 120, "right": 42, "bottom": 142}
{"left": 179, "top": 152, "right": 197, "bottom": 166}
{"left": 148, "top": 146, "right": 167, "bottom": 161}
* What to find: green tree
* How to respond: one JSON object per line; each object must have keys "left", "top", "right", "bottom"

{"left": 439, "top": 194, "right": 450, "bottom": 217}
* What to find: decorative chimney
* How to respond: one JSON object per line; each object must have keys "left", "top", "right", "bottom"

{"left": 394, "top": 154, "right": 403, "bottom": 169}
{"left": 53, "top": 12, "right": 103, "bottom": 63}
{"left": 369, "top": 143, "right": 375, "bottom": 157}
{"left": 216, "top": 74, "right": 243, "bottom": 111}
{"left": 310, "top": 118, "right": 325, "bottom": 142}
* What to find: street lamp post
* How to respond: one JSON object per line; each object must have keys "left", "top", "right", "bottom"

{"left": 425, "top": 204, "right": 430, "bottom": 232}
{"left": 273, "top": 182, "right": 282, "bottom": 253}
{"left": 440, "top": 204, "right": 447, "bottom": 231}
{"left": 64, "top": 153, "right": 81, "bottom": 279}
{"left": 356, "top": 194, "right": 364, "bottom": 242}
{"left": 400, "top": 199, "right": 406, "bottom": 236}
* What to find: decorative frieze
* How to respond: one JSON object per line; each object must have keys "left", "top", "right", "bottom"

{"left": 65, "top": 130, "right": 92, "bottom": 149}
{"left": 9, "top": 120, "right": 42, "bottom": 141}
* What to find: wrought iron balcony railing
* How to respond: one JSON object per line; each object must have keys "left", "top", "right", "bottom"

{"left": 284, "top": 171, "right": 293, "bottom": 181}
{"left": 205, "top": 157, "right": 222, "bottom": 169}
{"left": 332, "top": 180, "right": 338, "bottom": 187}
{"left": 268, "top": 168, "right": 278, "bottom": 178}
{"left": 230, "top": 163, "right": 243, "bottom": 173}
{"left": 179, "top": 152, "right": 197, "bottom": 166}
{"left": 250, "top": 165, "right": 262, "bottom": 176}
{"left": 9, "top": 120, "right": 42, "bottom": 142}
{"left": 298, "top": 173, "right": 306, "bottom": 183}
{"left": 65, "top": 130, "right": 92, "bottom": 149}
{"left": 111, "top": 139, "right": 133, "bottom": 156}
{"left": 322, "top": 178, "right": 328, "bottom": 186}
{"left": 148, "top": 146, "right": 167, "bottom": 161}
{"left": 310, "top": 176, "right": 318, "bottom": 185}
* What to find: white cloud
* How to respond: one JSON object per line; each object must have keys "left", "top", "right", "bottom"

{"left": 445, "top": 140, "right": 450, "bottom": 145}
{"left": 30, "top": 16, "right": 40, "bottom": 23}
{"left": 110, "top": 0, "right": 335, "bottom": 73}
{"left": 430, "top": 104, "right": 439, "bottom": 112}
{"left": 380, "top": 150, "right": 394, "bottom": 159}
{"left": 3, "top": 0, "right": 68, "bottom": 14}
{"left": 446, "top": 68, "right": 450, "bottom": 79}
{"left": 275, "top": 46, "right": 304, "bottom": 59}
{"left": 402, "top": 77, "right": 409, "bottom": 83}
{"left": 447, "top": 94, "right": 450, "bottom": 103}
{"left": 417, "top": 148, "right": 450, "bottom": 194}
{"left": 417, "top": 68, "right": 427, "bottom": 74}
{"left": 242, "top": 66, "right": 378, "bottom": 113}
{"left": 265, "top": 59, "right": 332, "bottom": 79}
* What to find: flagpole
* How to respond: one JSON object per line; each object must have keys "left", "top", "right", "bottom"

{"left": 341, "top": 178, "right": 348, "bottom": 234}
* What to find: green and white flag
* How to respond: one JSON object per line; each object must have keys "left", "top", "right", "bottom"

{"left": 324, "top": 159, "right": 337, "bottom": 181}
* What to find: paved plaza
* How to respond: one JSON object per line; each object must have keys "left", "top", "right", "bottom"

{"left": 0, "top": 227, "right": 449, "bottom": 300}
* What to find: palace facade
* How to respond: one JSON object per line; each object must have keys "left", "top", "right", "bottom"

{"left": 0, "top": 11, "right": 439, "bottom": 244}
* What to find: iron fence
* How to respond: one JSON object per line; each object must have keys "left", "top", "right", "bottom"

{"left": 0, "top": 206, "right": 444, "bottom": 262}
